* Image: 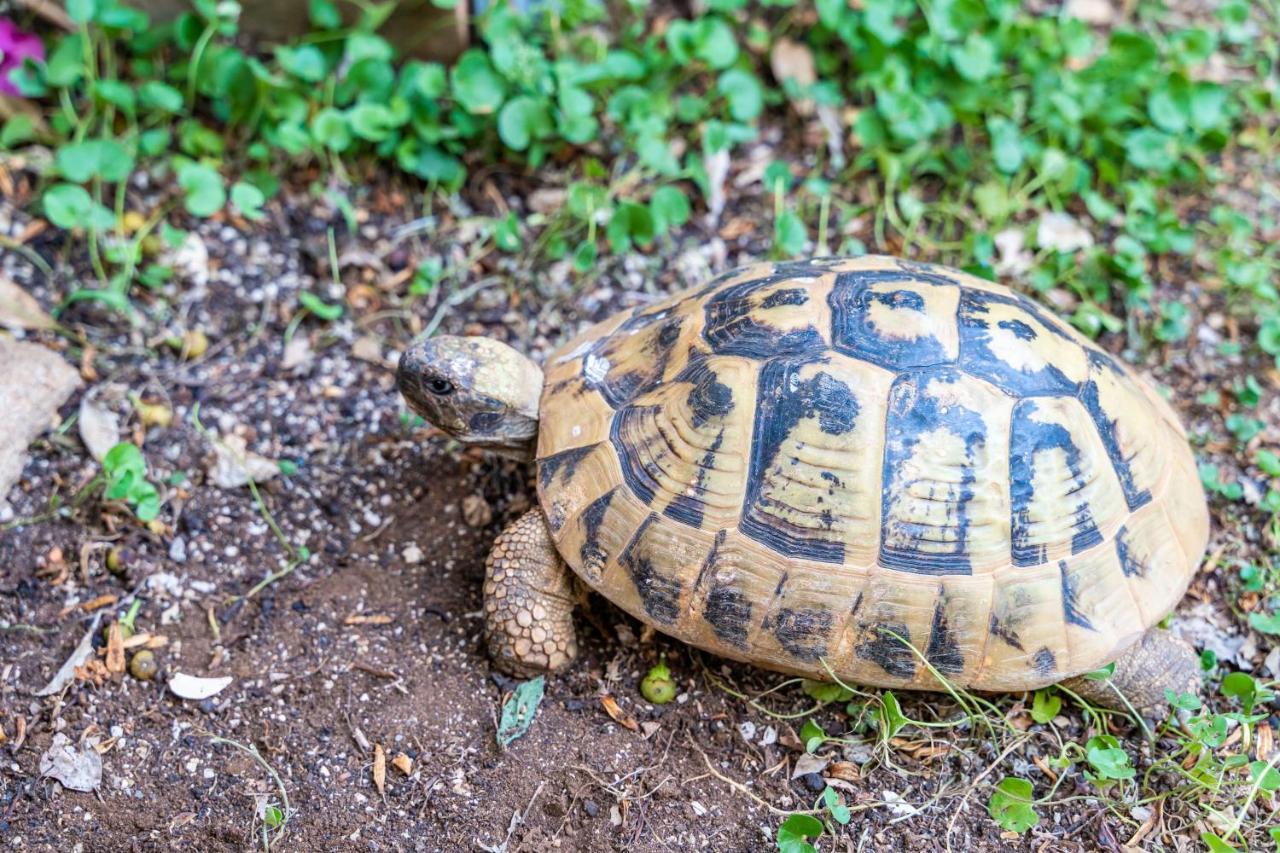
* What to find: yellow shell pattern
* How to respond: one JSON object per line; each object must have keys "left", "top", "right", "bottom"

{"left": 535, "top": 256, "right": 1209, "bottom": 691}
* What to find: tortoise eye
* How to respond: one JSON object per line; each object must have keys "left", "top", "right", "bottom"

{"left": 427, "top": 377, "right": 455, "bottom": 396}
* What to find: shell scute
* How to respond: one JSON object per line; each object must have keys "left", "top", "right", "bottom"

{"left": 879, "top": 367, "right": 1013, "bottom": 576}
{"left": 829, "top": 269, "right": 961, "bottom": 369}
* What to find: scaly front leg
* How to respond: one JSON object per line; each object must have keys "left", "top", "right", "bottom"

{"left": 483, "top": 510, "right": 579, "bottom": 677}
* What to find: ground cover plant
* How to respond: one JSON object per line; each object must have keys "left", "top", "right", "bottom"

{"left": 0, "top": 0, "right": 1278, "bottom": 849}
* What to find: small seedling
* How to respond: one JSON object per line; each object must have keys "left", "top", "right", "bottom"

{"left": 775, "top": 813, "right": 823, "bottom": 853}
{"left": 987, "top": 777, "right": 1039, "bottom": 834}
{"left": 102, "top": 443, "right": 161, "bottom": 521}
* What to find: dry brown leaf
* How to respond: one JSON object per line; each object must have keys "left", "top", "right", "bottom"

{"left": 344, "top": 614, "right": 394, "bottom": 626}
{"left": 209, "top": 433, "right": 280, "bottom": 489}
{"left": 769, "top": 38, "right": 816, "bottom": 116}
{"left": 13, "top": 716, "right": 26, "bottom": 751}
{"left": 0, "top": 275, "right": 54, "bottom": 330}
{"left": 75, "top": 658, "right": 109, "bottom": 687}
{"left": 373, "top": 744, "right": 386, "bottom": 796}
{"left": 1032, "top": 754, "right": 1058, "bottom": 783}
{"left": 79, "top": 594, "right": 118, "bottom": 613}
{"left": 391, "top": 752, "right": 413, "bottom": 776}
{"left": 79, "top": 344, "right": 98, "bottom": 382}
{"left": 105, "top": 623, "right": 125, "bottom": 674}
{"left": 1258, "top": 722, "right": 1275, "bottom": 761}
{"left": 121, "top": 632, "right": 166, "bottom": 650}
{"left": 78, "top": 389, "right": 122, "bottom": 463}
{"left": 36, "top": 546, "right": 68, "bottom": 586}
{"left": 600, "top": 695, "right": 640, "bottom": 732}
{"left": 827, "top": 761, "right": 860, "bottom": 782}
{"left": 34, "top": 616, "right": 100, "bottom": 696}
{"left": 718, "top": 217, "right": 755, "bottom": 240}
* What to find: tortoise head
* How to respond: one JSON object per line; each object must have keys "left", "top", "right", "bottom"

{"left": 396, "top": 335, "right": 543, "bottom": 460}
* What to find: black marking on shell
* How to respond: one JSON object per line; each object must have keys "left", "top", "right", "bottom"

{"left": 693, "top": 530, "right": 727, "bottom": 592}
{"left": 609, "top": 405, "right": 662, "bottom": 507}
{"left": 538, "top": 444, "right": 596, "bottom": 489}
{"left": 762, "top": 287, "right": 809, "bottom": 309}
{"left": 828, "top": 270, "right": 957, "bottom": 369}
{"left": 578, "top": 488, "right": 617, "bottom": 580}
{"left": 702, "top": 276, "right": 826, "bottom": 358}
{"left": 1115, "top": 525, "right": 1147, "bottom": 578}
{"left": 856, "top": 623, "right": 916, "bottom": 679}
{"left": 1008, "top": 399, "right": 1104, "bottom": 567}
{"left": 704, "top": 584, "right": 753, "bottom": 650}
{"left": 1079, "top": 353, "right": 1154, "bottom": 512}
{"left": 675, "top": 354, "right": 735, "bottom": 428}
{"left": 1059, "top": 560, "right": 1094, "bottom": 631}
{"left": 594, "top": 370, "right": 650, "bottom": 408}
{"left": 663, "top": 429, "right": 723, "bottom": 528}
{"left": 619, "top": 514, "right": 684, "bottom": 625}
{"left": 767, "top": 607, "right": 832, "bottom": 661}
{"left": 740, "top": 358, "right": 859, "bottom": 563}
{"left": 926, "top": 601, "right": 965, "bottom": 675}
{"left": 878, "top": 368, "right": 983, "bottom": 575}
{"left": 998, "top": 318, "right": 1037, "bottom": 341}
{"left": 1033, "top": 647, "right": 1057, "bottom": 677}
{"left": 957, "top": 288, "right": 1080, "bottom": 397}
{"left": 988, "top": 613, "right": 1025, "bottom": 651}
{"left": 584, "top": 314, "right": 684, "bottom": 409}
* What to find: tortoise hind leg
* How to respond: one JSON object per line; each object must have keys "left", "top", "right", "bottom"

{"left": 1060, "top": 628, "right": 1200, "bottom": 711}
{"left": 483, "top": 510, "right": 579, "bottom": 677}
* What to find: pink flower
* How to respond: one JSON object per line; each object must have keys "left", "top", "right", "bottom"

{"left": 0, "top": 19, "right": 45, "bottom": 97}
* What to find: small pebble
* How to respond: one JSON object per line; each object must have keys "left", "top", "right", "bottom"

{"left": 583, "top": 800, "right": 599, "bottom": 818}
{"left": 168, "top": 537, "right": 187, "bottom": 563}
{"left": 801, "top": 773, "right": 825, "bottom": 792}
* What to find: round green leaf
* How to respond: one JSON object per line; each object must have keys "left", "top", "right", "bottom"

{"left": 43, "top": 184, "right": 114, "bottom": 231}
{"left": 347, "top": 103, "right": 398, "bottom": 141}
{"left": 718, "top": 69, "right": 763, "bottom": 122}
{"left": 230, "top": 181, "right": 266, "bottom": 220}
{"left": 650, "top": 185, "right": 690, "bottom": 233}
{"left": 951, "top": 33, "right": 997, "bottom": 82}
{"left": 277, "top": 45, "right": 327, "bottom": 83}
{"left": 692, "top": 17, "right": 738, "bottom": 69}
{"left": 176, "top": 162, "right": 226, "bottom": 218}
{"left": 1124, "top": 129, "right": 1177, "bottom": 173}
{"left": 497, "top": 95, "right": 550, "bottom": 151}
{"left": 311, "top": 108, "right": 352, "bottom": 151}
{"left": 450, "top": 49, "right": 506, "bottom": 115}
{"left": 139, "top": 81, "right": 184, "bottom": 114}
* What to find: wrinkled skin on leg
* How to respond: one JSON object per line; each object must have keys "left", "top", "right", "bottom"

{"left": 1060, "top": 628, "right": 1201, "bottom": 711}
{"left": 483, "top": 510, "right": 579, "bottom": 677}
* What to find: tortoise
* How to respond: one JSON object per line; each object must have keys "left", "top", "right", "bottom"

{"left": 396, "top": 256, "right": 1209, "bottom": 709}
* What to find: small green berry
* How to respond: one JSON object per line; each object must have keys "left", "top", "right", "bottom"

{"left": 106, "top": 547, "right": 126, "bottom": 576}
{"left": 129, "top": 649, "right": 158, "bottom": 681}
{"left": 640, "top": 658, "right": 676, "bottom": 705}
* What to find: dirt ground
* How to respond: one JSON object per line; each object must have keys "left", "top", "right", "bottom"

{"left": 0, "top": 137, "right": 1276, "bottom": 852}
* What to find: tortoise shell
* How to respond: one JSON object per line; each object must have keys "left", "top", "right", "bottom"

{"left": 535, "top": 256, "right": 1208, "bottom": 691}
